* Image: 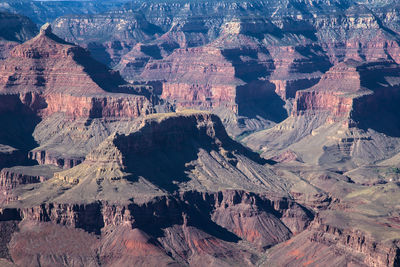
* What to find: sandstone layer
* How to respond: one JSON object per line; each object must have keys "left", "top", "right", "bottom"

{"left": 1, "top": 112, "right": 318, "bottom": 266}
{"left": 0, "top": 23, "right": 164, "bottom": 168}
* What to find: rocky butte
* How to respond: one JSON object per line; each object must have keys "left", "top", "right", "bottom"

{"left": 0, "top": 23, "right": 167, "bottom": 169}
{"left": 50, "top": 0, "right": 400, "bottom": 139}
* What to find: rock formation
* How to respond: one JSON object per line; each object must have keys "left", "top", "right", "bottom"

{"left": 0, "top": 1, "right": 400, "bottom": 267}
{"left": 244, "top": 59, "right": 400, "bottom": 168}
{"left": 0, "top": 24, "right": 166, "bottom": 169}
{"left": 48, "top": 0, "right": 400, "bottom": 140}
{"left": 0, "top": 23, "right": 156, "bottom": 118}
{"left": 0, "top": 0, "right": 128, "bottom": 25}
{"left": 0, "top": 112, "right": 316, "bottom": 266}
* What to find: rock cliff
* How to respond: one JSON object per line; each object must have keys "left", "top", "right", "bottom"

{"left": 1, "top": 1, "right": 400, "bottom": 266}
{"left": 0, "top": 112, "right": 317, "bottom": 266}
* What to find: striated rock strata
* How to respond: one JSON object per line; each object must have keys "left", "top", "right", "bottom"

{"left": 0, "top": 23, "right": 166, "bottom": 167}
{"left": 0, "top": 112, "right": 315, "bottom": 266}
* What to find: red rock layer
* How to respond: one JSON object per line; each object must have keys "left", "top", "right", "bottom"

{"left": 28, "top": 150, "right": 83, "bottom": 169}
{"left": 13, "top": 190, "right": 312, "bottom": 250}
{"left": 269, "top": 44, "right": 331, "bottom": 100}
{"left": 41, "top": 93, "right": 153, "bottom": 119}
{"left": 138, "top": 46, "right": 240, "bottom": 110}
{"left": 0, "top": 24, "right": 155, "bottom": 121}
{"left": 293, "top": 91, "right": 353, "bottom": 118}
{"left": 267, "top": 213, "right": 400, "bottom": 267}
{"left": 291, "top": 60, "right": 400, "bottom": 126}
{"left": 309, "top": 217, "right": 400, "bottom": 267}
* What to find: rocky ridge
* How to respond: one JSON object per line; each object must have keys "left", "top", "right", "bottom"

{"left": 50, "top": 0, "right": 400, "bottom": 140}
{"left": 0, "top": 24, "right": 168, "bottom": 169}
{"left": 1, "top": 112, "right": 316, "bottom": 266}
{"left": 1, "top": 111, "right": 399, "bottom": 266}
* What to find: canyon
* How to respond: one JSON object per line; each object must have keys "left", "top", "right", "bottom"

{"left": 0, "top": 0, "right": 399, "bottom": 266}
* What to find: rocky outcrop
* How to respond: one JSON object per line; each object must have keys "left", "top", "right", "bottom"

{"left": 2, "top": 1, "right": 400, "bottom": 266}
{"left": 0, "top": 23, "right": 166, "bottom": 167}
{"left": 292, "top": 60, "right": 364, "bottom": 119}
{"left": 44, "top": 112, "right": 289, "bottom": 197}
{"left": 0, "top": 0, "right": 127, "bottom": 25}
{"left": 28, "top": 149, "right": 83, "bottom": 169}
{"left": 52, "top": 11, "right": 163, "bottom": 66}
{"left": 136, "top": 46, "right": 240, "bottom": 110}
{"left": 0, "top": 23, "right": 157, "bottom": 121}
{"left": 0, "top": 111, "right": 314, "bottom": 266}
{"left": 266, "top": 211, "right": 400, "bottom": 267}
{"left": 292, "top": 59, "right": 400, "bottom": 131}
{"left": 46, "top": 0, "right": 400, "bottom": 143}
{"left": 0, "top": 165, "right": 60, "bottom": 205}
{"left": 309, "top": 215, "right": 400, "bottom": 267}
{"left": 4, "top": 189, "right": 312, "bottom": 266}
{"left": 0, "top": 166, "right": 54, "bottom": 190}
{"left": 242, "top": 59, "right": 400, "bottom": 170}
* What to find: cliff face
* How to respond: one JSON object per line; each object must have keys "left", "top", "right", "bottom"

{"left": 243, "top": 59, "right": 400, "bottom": 169}
{"left": 16, "top": 191, "right": 311, "bottom": 248}
{"left": 266, "top": 217, "right": 400, "bottom": 267}
{"left": 0, "top": 24, "right": 163, "bottom": 170}
{"left": 292, "top": 60, "right": 400, "bottom": 128}
{"left": 50, "top": 1, "right": 400, "bottom": 99}
{"left": 291, "top": 61, "right": 360, "bottom": 118}
{"left": 1, "top": 111, "right": 399, "bottom": 266}
{"left": 2, "top": 191, "right": 312, "bottom": 266}
{"left": 2, "top": 188, "right": 313, "bottom": 266}
{"left": 44, "top": 0, "right": 400, "bottom": 141}
{"left": 133, "top": 46, "right": 240, "bottom": 110}
{"left": 0, "top": 112, "right": 316, "bottom": 266}
{"left": 2, "top": 1, "right": 400, "bottom": 266}
{"left": 52, "top": 11, "right": 163, "bottom": 66}
{"left": 0, "top": 23, "right": 155, "bottom": 121}
{"left": 49, "top": 112, "right": 287, "bottom": 195}
{"left": 0, "top": 165, "right": 60, "bottom": 205}
{"left": 0, "top": 0, "right": 128, "bottom": 25}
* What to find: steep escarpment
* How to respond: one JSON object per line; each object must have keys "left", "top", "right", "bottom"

{"left": 2, "top": 190, "right": 312, "bottom": 267}
{"left": 127, "top": 46, "right": 239, "bottom": 108}
{"left": 266, "top": 181, "right": 400, "bottom": 267}
{"left": 2, "top": 1, "right": 400, "bottom": 266}
{"left": 3, "top": 112, "right": 397, "bottom": 266}
{"left": 0, "top": 112, "right": 316, "bottom": 266}
{"left": 291, "top": 59, "right": 400, "bottom": 128}
{"left": 48, "top": 0, "right": 400, "bottom": 141}
{"left": 244, "top": 59, "right": 400, "bottom": 168}
{"left": 0, "top": 0, "right": 128, "bottom": 25}
{"left": 52, "top": 11, "right": 163, "bottom": 66}
{"left": 0, "top": 23, "right": 165, "bottom": 168}
{"left": 117, "top": 24, "right": 288, "bottom": 137}
{"left": 0, "top": 23, "right": 156, "bottom": 117}
{"left": 0, "top": 165, "right": 60, "bottom": 205}
{"left": 45, "top": 112, "right": 287, "bottom": 199}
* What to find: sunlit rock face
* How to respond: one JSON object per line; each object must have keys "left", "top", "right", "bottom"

{"left": 0, "top": 23, "right": 156, "bottom": 120}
